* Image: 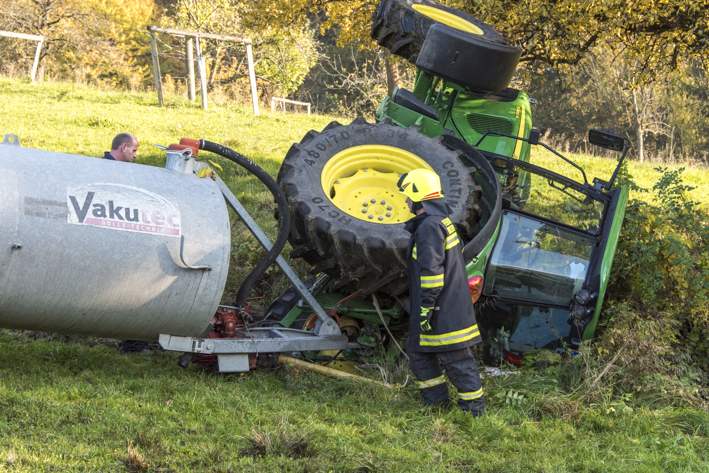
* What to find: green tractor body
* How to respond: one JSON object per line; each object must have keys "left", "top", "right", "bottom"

{"left": 377, "top": 72, "right": 629, "bottom": 356}
{"left": 379, "top": 70, "right": 533, "bottom": 166}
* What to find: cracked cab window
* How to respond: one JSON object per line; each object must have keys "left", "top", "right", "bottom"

{"left": 483, "top": 211, "right": 596, "bottom": 307}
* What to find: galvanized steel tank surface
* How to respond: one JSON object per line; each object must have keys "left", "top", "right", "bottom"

{"left": 0, "top": 145, "right": 231, "bottom": 340}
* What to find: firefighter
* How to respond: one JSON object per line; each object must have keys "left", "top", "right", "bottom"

{"left": 398, "top": 168, "right": 485, "bottom": 416}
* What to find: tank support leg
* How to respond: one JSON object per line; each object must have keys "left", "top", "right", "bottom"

{"left": 208, "top": 166, "right": 339, "bottom": 336}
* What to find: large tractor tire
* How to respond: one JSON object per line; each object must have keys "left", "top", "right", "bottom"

{"left": 277, "top": 119, "right": 482, "bottom": 295}
{"left": 371, "top": 0, "right": 522, "bottom": 93}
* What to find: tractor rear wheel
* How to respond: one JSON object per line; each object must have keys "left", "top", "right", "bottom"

{"left": 277, "top": 119, "right": 482, "bottom": 295}
{"left": 371, "top": 0, "right": 521, "bottom": 93}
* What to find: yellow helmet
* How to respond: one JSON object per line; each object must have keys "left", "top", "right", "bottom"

{"left": 397, "top": 169, "right": 443, "bottom": 202}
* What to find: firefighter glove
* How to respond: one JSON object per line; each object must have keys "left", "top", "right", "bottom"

{"left": 420, "top": 306, "right": 434, "bottom": 332}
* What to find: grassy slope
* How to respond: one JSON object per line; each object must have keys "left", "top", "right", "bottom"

{"left": 1, "top": 78, "right": 709, "bottom": 472}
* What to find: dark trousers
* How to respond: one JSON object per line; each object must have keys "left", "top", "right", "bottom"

{"left": 406, "top": 337, "right": 485, "bottom": 414}
{"left": 121, "top": 340, "right": 150, "bottom": 352}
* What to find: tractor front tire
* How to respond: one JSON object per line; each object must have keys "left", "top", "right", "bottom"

{"left": 277, "top": 119, "right": 482, "bottom": 295}
{"left": 371, "top": 0, "right": 522, "bottom": 93}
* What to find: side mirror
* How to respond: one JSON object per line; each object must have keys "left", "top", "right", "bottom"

{"left": 528, "top": 128, "right": 540, "bottom": 145}
{"left": 589, "top": 129, "right": 625, "bottom": 152}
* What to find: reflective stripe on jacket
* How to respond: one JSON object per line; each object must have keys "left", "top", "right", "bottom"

{"left": 405, "top": 199, "right": 481, "bottom": 353}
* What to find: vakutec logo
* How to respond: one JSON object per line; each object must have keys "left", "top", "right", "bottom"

{"left": 67, "top": 184, "right": 181, "bottom": 237}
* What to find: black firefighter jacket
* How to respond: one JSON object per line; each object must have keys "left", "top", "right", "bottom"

{"left": 405, "top": 199, "right": 481, "bottom": 353}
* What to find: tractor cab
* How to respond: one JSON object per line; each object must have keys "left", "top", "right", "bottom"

{"left": 468, "top": 129, "right": 630, "bottom": 358}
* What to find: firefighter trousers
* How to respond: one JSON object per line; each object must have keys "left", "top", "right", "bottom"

{"left": 406, "top": 337, "right": 485, "bottom": 415}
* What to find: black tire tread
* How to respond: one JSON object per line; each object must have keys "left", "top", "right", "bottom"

{"left": 371, "top": 0, "right": 508, "bottom": 64}
{"left": 277, "top": 120, "right": 482, "bottom": 294}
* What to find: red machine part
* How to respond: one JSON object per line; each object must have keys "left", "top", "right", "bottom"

{"left": 167, "top": 138, "right": 201, "bottom": 156}
{"left": 468, "top": 276, "right": 484, "bottom": 303}
{"left": 503, "top": 349, "right": 523, "bottom": 366}
{"left": 194, "top": 307, "right": 257, "bottom": 371}
{"left": 300, "top": 289, "right": 361, "bottom": 331}
{"left": 196, "top": 289, "right": 358, "bottom": 370}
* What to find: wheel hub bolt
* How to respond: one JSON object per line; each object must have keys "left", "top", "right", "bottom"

{"left": 386, "top": 212, "right": 391, "bottom": 217}
{"left": 387, "top": 206, "right": 392, "bottom": 210}
{"left": 361, "top": 209, "right": 367, "bottom": 213}
{"left": 371, "top": 199, "right": 376, "bottom": 203}
{"left": 368, "top": 215, "right": 373, "bottom": 219}
{"left": 381, "top": 200, "right": 386, "bottom": 204}
{"left": 378, "top": 216, "right": 384, "bottom": 221}
{"left": 363, "top": 202, "right": 368, "bottom": 207}
{"left": 364, "top": 168, "right": 368, "bottom": 172}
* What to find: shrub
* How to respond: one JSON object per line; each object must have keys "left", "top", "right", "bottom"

{"left": 596, "top": 166, "right": 709, "bottom": 398}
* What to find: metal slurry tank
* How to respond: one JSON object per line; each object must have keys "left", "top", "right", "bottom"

{"left": 0, "top": 144, "right": 231, "bottom": 340}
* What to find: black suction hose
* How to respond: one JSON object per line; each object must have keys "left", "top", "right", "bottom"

{"left": 199, "top": 140, "right": 291, "bottom": 311}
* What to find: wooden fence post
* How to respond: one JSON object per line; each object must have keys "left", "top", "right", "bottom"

{"left": 31, "top": 39, "right": 43, "bottom": 82}
{"left": 149, "top": 30, "right": 164, "bottom": 106}
{"left": 246, "top": 43, "right": 260, "bottom": 116}
{"left": 146, "top": 26, "right": 259, "bottom": 115}
{"left": 185, "top": 37, "right": 195, "bottom": 102}
{"left": 195, "top": 39, "right": 208, "bottom": 110}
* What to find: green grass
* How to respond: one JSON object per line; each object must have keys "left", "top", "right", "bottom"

{"left": 1, "top": 331, "right": 709, "bottom": 472}
{"left": 3, "top": 78, "right": 709, "bottom": 472}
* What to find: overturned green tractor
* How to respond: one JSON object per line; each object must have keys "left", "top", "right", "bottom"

{"left": 266, "top": 0, "right": 629, "bottom": 364}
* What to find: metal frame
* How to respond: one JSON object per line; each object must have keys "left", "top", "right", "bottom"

{"left": 158, "top": 165, "right": 347, "bottom": 371}
{"left": 0, "top": 31, "right": 44, "bottom": 82}
{"left": 475, "top": 130, "right": 629, "bottom": 198}
{"left": 159, "top": 327, "right": 349, "bottom": 355}
{"left": 147, "top": 26, "right": 259, "bottom": 115}
{"left": 271, "top": 97, "right": 311, "bottom": 115}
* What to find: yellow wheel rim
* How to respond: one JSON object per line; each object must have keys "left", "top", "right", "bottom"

{"left": 301, "top": 314, "right": 318, "bottom": 331}
{"left": 321, "top": 145, "right": 433, "bottom": 224}
{"left": 413, "top": 4, "right": 484, "bottom": 35}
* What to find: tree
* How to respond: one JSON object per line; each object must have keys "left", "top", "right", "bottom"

{"left": 88, "top": 0, "right": 157, "bottom": 87}
{"left": 319, "top": 46, "right": 387, "bottom": 116}
{"left": 245, "top": 0, "right": 377, "bottom": 47}
{"left": 456, "top": 0, "right": 709, "bottom": 85}
{"left": 0, "top": 0, "right": 90, "bottom": 80}
{"left": 172, "top": 0, "right": 242, "bottom": 35}
{"left": 0, "top": 0, "right": 155, "bottom": 86}
{"left": 581, "top": 50, "right": 673, "bottom": 163}
{"left": 244, "top": 0, "right": 400, "bottom": 97}
{"left": 662, "top": 64, "right": 709, "bottom": 162}
{"left": 247, "top": 0, "right": 709, "bottom": 101}
{"left": 524, "top": 44, "right": 709, "bottom": 164}
{"left": 249, "top": 0, "right": 709, "bottom": 75}
{"left": 253, "top": 26, "right": 319, "bottom": 96}
{"left": 169, "top": 0, "right": 319, "bottom": 98}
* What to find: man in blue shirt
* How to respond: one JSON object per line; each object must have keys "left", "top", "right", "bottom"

{"left": 102, "top": 133, "right": 150, "bottom": 355}
{"left": 103, "top": 133, "right": 138, "bottom": 162}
